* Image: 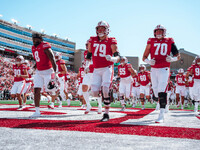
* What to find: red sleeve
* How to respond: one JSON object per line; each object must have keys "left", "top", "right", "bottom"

{"left": 127, "top": 64, "right": 132, "bottom": 69}
{"left": 88, "top": 36, "right": 95, "bottom": 44}
{"left": 60, "top": 60, "right": 65, "bottom": 64}
{"left": 169, "top": 38, "right": 175, "bottom": 44}
{"left": 110, "top": 37, "right": 117, "bottom": 45}
{"left": 42, "top": 42, "right": 51, "bottom": 49}
{"left": 147, "top": 38, "right": 152, "bottom": 44}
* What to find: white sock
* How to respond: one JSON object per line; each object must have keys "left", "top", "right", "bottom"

{"left": 35, "top": 107, "right": 40, "bottom": 113}
{"left": 97, "top": 97, "right": 102, "bottom": 107}
{"left": 105, "top": 108, "right": 109, "bottom": 114}
{"left": 82, "top": 92, "right": 90, "bottom": 107}
{"left": 67, "top": 99, "right": 70, "bottom": 105}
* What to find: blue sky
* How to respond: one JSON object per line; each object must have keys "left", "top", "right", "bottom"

{"left": 1, "top": 0, "right": 200, "bottom": 64}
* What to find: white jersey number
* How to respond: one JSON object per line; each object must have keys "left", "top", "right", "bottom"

{"left": 195, "top": 68, "right": 200, "bottom": 76}
{"left": 119, "top": 68, "right": 126, "bottom": 75}
{"left": 154, "top": 43, "right": 168, "bottom": 56}
{"left": 140, "top": 75, "right": 146, "bottom": 81}
{"left": 34, "top": 51, "right": 40, "bottom": 62}
{"left": 93, "top": 44, "right": 106, "bottom": 57}
{"left": 14, "top": 69, "right": 21, "bottom": 77}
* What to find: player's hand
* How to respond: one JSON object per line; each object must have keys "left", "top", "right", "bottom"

{"left": 144, "top": 58, "right": 155, "bottom": 65}
{"left": 105, "top": 55, "right": 112, "bottom": 61}
{"left": 105, "top": 55, "right": 118, "bottom": 63}
{"left": 166, "top": 55, "right": 178, "bottom": 62}
{"left": 84, "top": 66, "right": 90, "bottom": 73}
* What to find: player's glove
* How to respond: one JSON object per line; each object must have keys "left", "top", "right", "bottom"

{"left": 166, "top": 55, "right": 178, "bottom": 62}
{"left": 144, "top": 58, "right": 155, "bottom": 65}
{"left": 105, "top": 55, "right": 119, "bottom": 63}
{"left": 84, "top": 66, "right": 90, "bottom": 73}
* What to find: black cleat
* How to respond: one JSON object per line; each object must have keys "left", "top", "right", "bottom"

{"left": 100, "top": 113, "right": 109, "bottom": 122}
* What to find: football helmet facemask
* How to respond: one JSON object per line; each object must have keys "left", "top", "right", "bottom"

{"left": 154, "top": 24, "right": 166, "bottom": 39}
{"left": 96, "top": 21, "right": 110, "bottom": 37}
{"left": 16, "top": 55, "right": 24, "bottom": 64}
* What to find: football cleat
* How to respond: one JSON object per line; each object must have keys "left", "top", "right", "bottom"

{"left": 120, "top": 106, "right": 126, "bottom": 111}
{"left": 141, "top": 105, "right": 145, "bottom": 110}
{"left": 48, "top": 103, "right": 54, "bottom": 109}
{"left": 100, "top": 113, "right": 109, "bottom": 122}
{"left": 17, "top": 106, "right": 24, "bottom": 110}
{"left": 84, "top": 105, "right": 92, "bottom": 114}
{"left": 29, "top": 112, "right": 41, "bottom": 118}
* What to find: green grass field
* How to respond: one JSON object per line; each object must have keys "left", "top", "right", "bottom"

{"left": 0, "top": 100, "right": 198, "bottom": 110}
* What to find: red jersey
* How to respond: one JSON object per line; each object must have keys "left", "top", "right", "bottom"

{"left": 138, "top": 71, "right": 150, "bottom": 86}
{"left": 78, "top": 67, "right": 85, "bottom": 84}
{"left": 84, "top": 50, "right": 88, "bottom": 62}
{"left": 64, "top": 73, "right": 70, "bottom": 81}
{"left": 89, "top": 64, "right": 94, "bottom": 73}
{"left": 89, "top": 36, "right": 117, "bottom": 68}
{"left": 32, "top": 42, "right": 52, "bottom": 71}
{"left": 56, "top": 59, "right": 65, "bottom": 77}
{"left": 132, "top": 75, "right": 140, "bottom": 87}
{"left": 13, "top": 64, "right": 27, "bottom": 82}
{"left": 147, "top": 37, "right": 174, "bottom": 68}
{"left": 25, "top": 66, "right": 32, "bottom": 83}
{"left": 190, "top": 64, "right": 200, "bottom": 79}
{"left": 188, "top": 76, "right": 194, "bottom": 87}
{"left": 175, "top": 74, "right": 186, "bottom": 86}
{"left": 118, "top": 63, "right": 132, "bottom": 78}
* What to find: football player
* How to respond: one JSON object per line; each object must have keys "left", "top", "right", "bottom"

{"left": 86, "top": 21, "right": 120, "bottom": 121}
{"left": 186, "top": 56, "right": 200, "bottom": 114}
{"left": 77, "top": 62, "right": 87, "bottom": 109}
{"left": 48, "top": 52, "right": 67, "bottom": 108}
{"left": 142, "top": 25, "right": 180, "bottom": 123}
{"left": 131, "top": 70, "right": 140, "bottom": 108}
{"left": 175, "top": 68, "right": 186, "bottom": 109}
{"left": 138, "top": 65, "right": 151, "bottom": 110}
{"left": 10, "top": 55, "right": 29, "bottom": 110}
{"left": 22, "top": 60, "right": 33, "bottom": 108}
{"left": 118, "top": 56, "right": 136, "bottom": 111}
{"left": 30, "top": 33, "right": 57, "bottom": 117}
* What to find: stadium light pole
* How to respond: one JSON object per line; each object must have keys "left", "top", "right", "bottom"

{"left": 41, "top": 29, "right": 45, "bottom": 34}
{"left": 26, "top": 25, "right": 33, "bottom": 30}
{"left": 11, "top": 18, "right": 18, "bottom": 24}
{"left": 53, "top": 33, "right": 58, "bottom": 38}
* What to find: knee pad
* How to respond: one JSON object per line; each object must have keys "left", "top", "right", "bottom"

{"left": 91, "top": 84, "right": 100, "bottom": 92}
{"left": 102, "top": 89, "right": 114, "bottom": 104}
{"left": 103, "top": 97, "right": 111, "bottom": 105}
{"left": 158, "top": 92, "right": 167, "bottom": 108}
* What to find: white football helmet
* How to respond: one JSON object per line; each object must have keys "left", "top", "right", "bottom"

{"left": 54, "top": 52, "right": 62, "bottom": 61}
{"left": 16, "top": 55, "right": 24, "bottom": 64}
{"left": 121, "top": 56, "right": 128, "bottom": 64}
{"left": 139, "top": 64, "right": 146, "bottom": 72}
{"left": 195, "top": 55, "right": 200, "bottom": 65}
{"left": 178, "top": 68, "right": 184, "bottom": 74}
{"left": 96, "top": 21, "right": 110, "bottom": 37}
{"left": 47, "top": 79, "right": 58, "bottom": 92}
{"left": 23, "top": 60, "right": 30, "bottom": 67}
{"left": 154, "top": 24, "right": 166, "bottom": 39}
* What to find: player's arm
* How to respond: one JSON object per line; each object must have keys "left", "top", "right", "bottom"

{"left": 166, "top": 43, "right": 181, "bottom": 62}
{"left": 44, "top": 48, "right": 57, "bottom": 72}
{"left": 105, "top": 44, "right": 120, "bottom": 63}
{"left": 20, "top": 69, "right": 29, "bottom": 78}
{"left": 60, "top": 64, "right": 67, "bottom": 74}
{"left": 147, "top": 73, "right": 151, "bottom": 82}
{"left": 86, "top": 42, "right": 92, "bottom": 60}
{"left": 142, "top": 44, "right": 155, "bottom": 65}
{"left": 128, "top": 67, "right": 136, "bottom": 76}
{"left": 185, "top": 68, "right": 193, "bottom": 80}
